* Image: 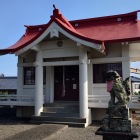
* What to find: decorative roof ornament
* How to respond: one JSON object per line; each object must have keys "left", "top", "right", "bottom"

{"left": 53, "top": 4, "right": 56, "bottom": 10}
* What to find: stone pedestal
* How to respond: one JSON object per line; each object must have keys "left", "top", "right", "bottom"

{"left": 103, "top": 118, "right": 131, "bottom": 132}
{"left": 95, "top": 127, "right": 138, "bottom": 140}
{"left": 95, "top": 105, "right": 138, "bottom": 140}
{"left": 103, "top": 105, "right": 131, "bottom": 132}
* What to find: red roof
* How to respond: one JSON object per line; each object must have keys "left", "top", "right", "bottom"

{"left": 0, "top": 6, "right": 140, "bottom": 54}
{"left": 70, "top": 11, "right": 140, "bottom": 43}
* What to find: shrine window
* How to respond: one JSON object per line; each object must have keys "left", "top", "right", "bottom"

{"left": 24, "top": 67, "right": 35, "bottom": 85}
{"left": 93, "top": 63, "right": 122, "bottom": 83}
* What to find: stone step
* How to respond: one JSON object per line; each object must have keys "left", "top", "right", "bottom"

{"left": 43, "top": 107, "right": 79, "bottom": 113}
{"left": 30, "top": 120, "right": 86, "bottom": 128}
{"left": 32, "top": 116, "right": 86, "bottom": 123}
{"left": 43, "top": 102, "right": 79, "bottom": 107}
{"left": 31, "top": 102, "right": 86, "bottom": 127}
{"left": 41, "top": 112, "right": 79, "bottom": 118}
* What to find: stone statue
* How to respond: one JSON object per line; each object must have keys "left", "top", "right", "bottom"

{"left": 105, "top": 70, "right": 130, "bottom": 107}
{"left": 95, "top": 70, "right": 138, "bottom": 139}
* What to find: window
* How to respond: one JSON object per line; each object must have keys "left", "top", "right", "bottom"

{"left": 135, "top": 84, "right": 140, "bottom": 89}
{"left": 93, "top": 63, "right": 122, "bottom": 83}
{"left": 24, "top": 67, "right": 35, "bottom": 85}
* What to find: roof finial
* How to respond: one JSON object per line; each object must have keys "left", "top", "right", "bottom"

{"left": 53, "top": 4, "right": 56, "bottom": 10}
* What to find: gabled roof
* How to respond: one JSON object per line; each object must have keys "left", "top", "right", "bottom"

{"left": 0, "top": 6, "right": 140, "bottom": 55}
{"left": 0, "top": 77, "right": 17, "bottom": 90}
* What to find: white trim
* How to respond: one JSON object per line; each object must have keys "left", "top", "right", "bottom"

{"left": 23, "top": 85, "right": 35, "bottom": 88}
{"left": 31, "top": 45, "right": 40, "bottom": 52}
{"left": 17, "top": 63, "right": 34, "bottom": 67}
{"left": 50, "top": 28, "right": 59, "bottom": 38}
{"left": 15, "top": 22, "right": 102, "bottom": 55}
{"left": 43, "top": 60, "right": 79, "bottom": 66}
{"left": 91, "top": 57, "right": 130, "bottom": 64}
{"left": 23, "top": 85, "right": 46, "bottom": 89}
{"left": 18, "top": 60, "right": 79, "bottom": 67}
{"left": 93, "top": 83, "right": 106, "bottom": 88}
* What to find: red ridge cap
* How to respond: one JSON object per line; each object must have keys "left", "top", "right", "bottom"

{"left": 70, "top": 10, "right": 140, "bottom": 25}
{"left": 51, "top": 6, "right": 75, "bottom": 30}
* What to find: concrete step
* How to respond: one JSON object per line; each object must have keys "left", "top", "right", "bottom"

{"left": 43, "top": 107, "right": 79, "bottom": 113}
{"left": 32, "top": 116, "right": 86, "bottom": 123}
{"left": 43, "top": 102, "right": 79, "bottom": 107}
{"left": 41, "top": 112, "right": 79, "bottom": 117}
{"left": 30, "top": 120, "right": 86, "bottom": 128}
{"left": 31, "top": 102, "right": 86, "bottom": 127}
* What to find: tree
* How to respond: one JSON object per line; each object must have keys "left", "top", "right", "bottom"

{"left": 0, "top": 73, "right": 4, "bottom": 77}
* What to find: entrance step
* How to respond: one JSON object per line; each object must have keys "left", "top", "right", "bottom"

{"left": 43, "top": 102, "right": 79, "bottom": 113}
{"left": 43, "top": 106, "right": 79, "bottom": 113}
{"left": 41, "top": 112, "right": 79, "bottom": 117}
{"left": 31, "top": 102, "right": 87, "bottom": 127}
{"left": 30, "top": 120, "right": 85, "bottom": 127}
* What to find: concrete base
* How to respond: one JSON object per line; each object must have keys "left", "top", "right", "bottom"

{"left": 16, "top": 106, "right": 34, "bottom": 118}
{"left": 95, "top": 127, "right": 138, "bottom": 140}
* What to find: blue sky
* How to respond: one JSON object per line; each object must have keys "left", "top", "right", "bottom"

{"left": 0, "top": 0, "right": 140, "bottom": 76}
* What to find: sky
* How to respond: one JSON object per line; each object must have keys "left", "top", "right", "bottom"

{"left": 0, "top": 0, "right": 140, "bottom": 76}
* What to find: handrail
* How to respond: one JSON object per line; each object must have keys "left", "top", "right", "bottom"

{"left": 0, "top": 94, "right": 139, "bottom": 108}
{"left": 88, "top": 95, "right": 140, "bottom": 109}
{"left": 0, "top": 95, "right": 35, "bottom": 106}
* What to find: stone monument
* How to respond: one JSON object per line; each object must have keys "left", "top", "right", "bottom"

{"left": 95, "top": 70, "right": 138, "bottom": 140}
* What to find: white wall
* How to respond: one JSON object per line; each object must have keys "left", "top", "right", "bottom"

{"left": 90, "top": 42, "right": 130, "bottom": 96}
{"left": 129, "top": 41, "right": 140, "bottom": 61}
{"left": 92, "top": 84, "right": 108, "bottom": 95}
{"left": 91, "top": 43, "right": 122, "bottom": 58}
{"left": 23, "top": 86, "right": 46, "bottom": 96}
{"left": 41, "top": 39, "right": 79, "bottom": 58}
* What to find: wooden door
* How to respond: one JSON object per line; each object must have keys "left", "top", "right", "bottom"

{"left": 54, "top": 66, "right": 79, "bottom": 101}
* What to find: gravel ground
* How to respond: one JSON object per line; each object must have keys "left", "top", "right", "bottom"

{"left": 4, "top": 124, "right": 67, "bottom": 140}
{"left": 0, "top": 119, "right": 139, "bottom": 140}
{"left": 0, "top": 124, "right": 36, "bottom": 140}
{"left": 46, "top": 124, "right": 101, "bottom": 140}
{"left": 0, "top": 108, "right": 139, "bottom": 140}
{"left": 47, "top": 123, "right": 140, "bottom": 140}
{"left": 0, "top": 119, "right": 37, "bottom": 140}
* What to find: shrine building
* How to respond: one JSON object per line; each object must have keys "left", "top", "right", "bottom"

{"left": 0, "top": 6, "right": 140, "bottom": 127}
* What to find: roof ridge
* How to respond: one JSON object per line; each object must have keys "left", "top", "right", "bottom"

{"left": 70, "top": 10, "right": 139, "bottom": 24}
{"left": 51, "top": 5, "right": 75, "bottom": 30}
